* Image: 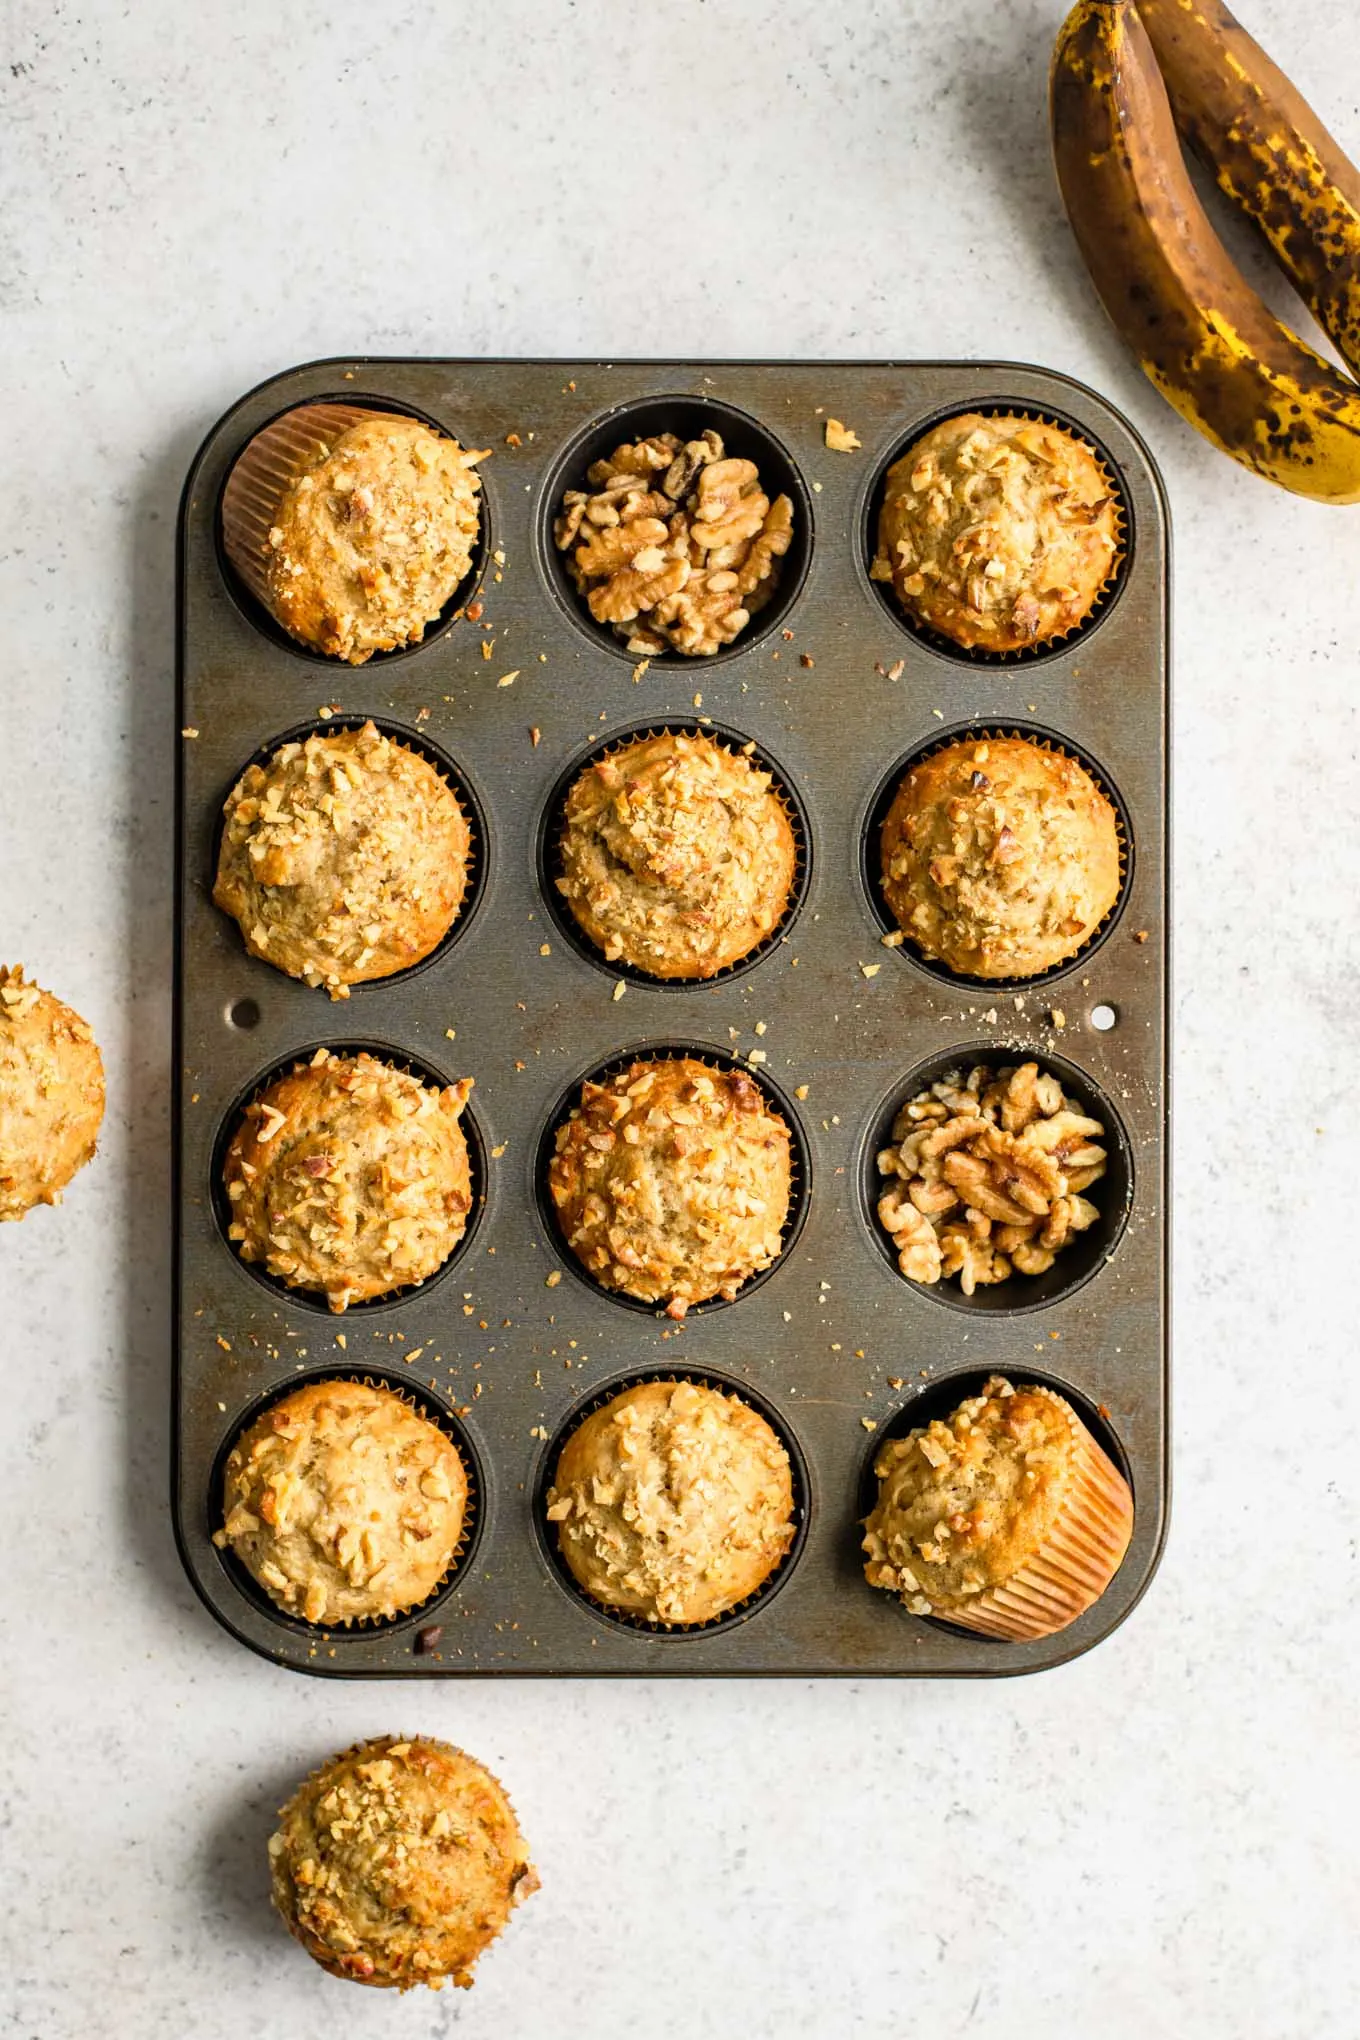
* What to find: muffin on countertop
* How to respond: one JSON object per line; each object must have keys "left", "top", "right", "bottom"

{"left": 0, "top": 965, "right": 105, "bottom": 1222}
{"left": 547, "top": 1056, "right": 793, "bottom": 1317}
{"left": 545, "top": 1377, "right": 795, "bottom": 1623}
{"left": 270, "top": 1734, "right": 538, "bottom": 1989}
{"left": 879, "top": 734, "right": 1120, "bottom": 978}
{"left": 871, "top": 413, "right": 1119, "bottom": 652}
{"left": 223, "top": 1050, "right": 473, "bottom": 1311}
{"left": 863, "top": 1374, "right": 1133, "bottom": 1640}
{"left": 215, "top": 1379, "right": 468, "bottom": 1626}
{"left": 221, "top": 405, "right": 485, "bottom": 663}
{"left": 213, "top": 720, "right": 472, "bottom": 997}
{"left": 557, "top": 729, "right": 796, "bottom": 979}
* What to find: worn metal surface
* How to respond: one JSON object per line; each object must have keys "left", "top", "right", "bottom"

{"left": 174, "top": 358, "right": 1169, "bottom": 1678}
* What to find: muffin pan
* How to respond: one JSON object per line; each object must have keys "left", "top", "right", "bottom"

{"left": 174, "top": 357, "right": 1169, "bottom": 1678}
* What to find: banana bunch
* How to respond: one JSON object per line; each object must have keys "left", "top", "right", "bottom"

{"left": 1051, "top": 0, "right": 1360, "bottom": 502}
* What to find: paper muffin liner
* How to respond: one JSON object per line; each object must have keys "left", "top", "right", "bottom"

{"left": 938, "top": 1386, "right": 1133, "bottom": 1640}
{"left": 539, "top": 1369, "right": 806, "bottom": 1634}
{"left": 539, "top": 1043, "right": 808, "bottom": 1316}
{"left": 220, "top": 402, "right": 384, "bottom": 615}
{"left": 872, "top": 407, "right": 1128, "bottom": 663}
{"left": 873, "top": 720, "right": 1131, "bottom": 989}
{"left": 544, "top": 720, "right": 809, "bottom": 988}
{"left": 218, "top": 1371, "right": 479, "bottom": 1634}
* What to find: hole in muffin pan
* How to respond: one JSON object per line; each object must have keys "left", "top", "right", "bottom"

{"left": 857, "top": 1040, "right": 1132, "bottom": 1318}
{"left": 859, "top": 400, "right": 1132, "bottom": 667}
{"left": 214, "top": 391, "right": 493, "bottom": 667}
{"left": 536, "top": 717, "right": 811, "bottom": 990}
{"left": 859, "top": 719, "right": 1133, "bottom": 993}
{"left": 225, "top": 996, "right": 261, "bottom": 1031}
{"left": 537, "top": 393, "right": 814, "bottom": 670}
{"left": 208, "top": 715, "right": 489, "bottom": 993}
{"left": 854, "top": 1365, "right": 1132, "bottom": 1644}
{"left": 208, "top": 1039, "right": 488, "bottom": 1317}
{"left": 532, "top": 1041, "right": 811, "bottom": 1317}
{"left": 207, "top": 1365, "right": 485, "bottom": 1637}
{"left": 531, "top": 1365, "right": 811, "bottom": 1637}
{"left": 1089, "top": 1002, "right": 1118, "bottom": 1032}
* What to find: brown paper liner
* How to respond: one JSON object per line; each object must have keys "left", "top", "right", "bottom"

{"left": 940, "top": 1388, "right": 1133, "bottom": 1640}
{"left": 220, "top": 402, "right": 387, "bottom": 612}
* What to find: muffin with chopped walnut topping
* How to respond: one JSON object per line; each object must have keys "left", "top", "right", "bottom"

{"left": 863, "top": 1373, "right": 1133, "bottom": 1640}
{"left": 546, "top": 1378, "right": 796, "bottom": 1623}
{"left": 213, "top": 720, "right": 472, "bottom": 997}
{"left": 557, "top": 729, "right": 796, "bottom": 978}
{"left": 270, "top": 1734, "right": 537, "bottom": 1989}
{"left": 222, "top": 1050, "right": 474, "bottom": 1311}
{"left": 221, "top": 404, "right": 485, "bottom": 663}
{"left": 880, "top": 734, "right": 1121, "bottom": 978}
{"left": 547, "top": 1056, "right": 793, "bottom": 1316}
{"left": 871, "top": 413, "right": 1119, "bottom": 652}
{"left": 215, "top": 1379, "right": 468, "bottom": 1625}
{"left": 0, "top": 965, "right": 105, "bottom": 1221}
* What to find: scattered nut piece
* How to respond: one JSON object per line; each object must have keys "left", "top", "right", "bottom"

{"left": 824, "top": 418, "right": 862, "bottom": 451}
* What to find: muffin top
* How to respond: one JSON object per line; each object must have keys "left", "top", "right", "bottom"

{"left": 0, "top": 966, "right": 105, "bottom": 1222}
{"left": 545, "top": 1378, "right": 795, "bottom": 1623}
{"left": 880, "top": 735, "right": 1120, "bottom": 978}
{"left": 215, "top": 1380, "right": 468, "bottom": 1625}
{"left": 270, "top": 1735, "right": 538, "bottom": 1990}
{"left": 223, "top": 1050, "right": 473, "bottom": 1311}
{"left": 213, "top": 720, "right": 472, "bottom": 997}
{"left": 557, "top": 731, "right": 796, "bottom": 979}
{"left": 863, "top": 1376, "right": 1095, "bottom": 1614}
{"left": 259, "top": 414, "right": 482, "bottom": 663}
{"left": 871, "top": 414, "right": 1119, "bottom": 651}
{"left": 547, "top": 1056, "right": 793, "bottom": 1317}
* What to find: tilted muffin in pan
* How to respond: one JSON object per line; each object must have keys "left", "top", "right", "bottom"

{"left": 213, "top": 720, "right": 472, "bottom": 997}
{"left": 0, "top": 964, "right": 105, "bottom": 1221}
{"left": 547, "top": 1056, "right": 793, "bottom": 1317}
{"left": 556, "top": 729, "right": 796, "bottom": 979}
{"left": 214, "top": 1379, "right": 469, "bottom": 1626}
{"left": 879, "top": 734, "right": 1121, "bottom": 979}
{"left": 222, "top": 1050, "right": 474, "bottom": 1310}
{"left": 270, "top": 1734, "right": 537, "bottom": 1988}
{"left": 545, "top": 1377, "right": 796, "bottom": 1624}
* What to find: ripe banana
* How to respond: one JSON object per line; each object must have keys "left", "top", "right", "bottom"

{"left": 1050, "top": 0, "right": 1360, "bottom": 502}
{"left": 1136, "top": 0, "right": 1360, "bottom": 379}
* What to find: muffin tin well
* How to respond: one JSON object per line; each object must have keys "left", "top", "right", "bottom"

{"left": 175, "top": 357, "right": 1169, "bottom": 1678}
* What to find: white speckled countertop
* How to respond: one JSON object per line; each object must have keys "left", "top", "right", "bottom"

{"left": 3, "top": 2, "right": 1358, "bottom": 2033}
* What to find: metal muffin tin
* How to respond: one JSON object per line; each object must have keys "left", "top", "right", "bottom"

{"left": 174, "top": 358, "right": 1169, "bottom": 1678}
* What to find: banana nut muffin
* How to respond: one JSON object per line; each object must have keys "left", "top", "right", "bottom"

{"left": 214, "top": 1379, "right": 468, "bottom": 1625}
{"left": 557, "top": 730, "right": 796, "bottom": 979}
{"left": 871, "top": 413, "right": 1119, "bottom": 652}
{"left": 547, "top": 1056, "right": 793, "bottom": 1317}
{"left": 221, "top": 405, "right": 484, "bottom": 663}
{"left": 863, "top": 1374, "right": 1134, "bottom": 1640}
{"left": 223, "top": 1050, "right": 474, "bottom": 1311}
{"left": 880, "top": 734, "right": 1120, "bottom": 977}
{"left": 545, "top": 1378, "right": 796, "bottom": 1623}
{"left": 270, "top": 1735, "right": 538, "bottom": 1989}
{"left": 0, "top": 965, "right": 105, "bottom": 1221}
{"left": 213, "top": 720, "right": 472, "bottom": 997}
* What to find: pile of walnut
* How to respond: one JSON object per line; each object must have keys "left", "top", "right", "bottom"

{"left": 553, "top": 429, "right": 794, "bottom": 656}
{"left": 876, "top": 1061, "right": 1106, "bottom": 1294}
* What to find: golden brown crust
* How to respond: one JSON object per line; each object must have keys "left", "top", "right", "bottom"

{"left": 880, "top": 735, "right": 1120, "bottom": 978}
{"left": 871, "top": 413, "right": 1119, "bottom": 651}
{"left": 545, "top": 1378, "right": 795, "bottom": 1622}
{"left": 223, "top": 409, "right": 484, "bottom": 663}
{"left": 862, "top": 1375, "right": 1133, "bottom": 1639}
{"left": 547, "top": 1056, "right": 792, "bottom": 1315}
{"left": 557, "top": 731, "right": 796, "bottom": 979}
{"left": 213, "top": 721, "right": 471, "bottom": 997}
{"left": 270, "top": 1735, "right": 538, "bottom": 1989}
{"left": 215, "top": 1380, "right": 468, "bottom": 1625}
{"left": 222, "top": 1050, "right": 473, "bottom": 1311}
{"left": 0, "top": 966, "right": 105, "bottom": 1221}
